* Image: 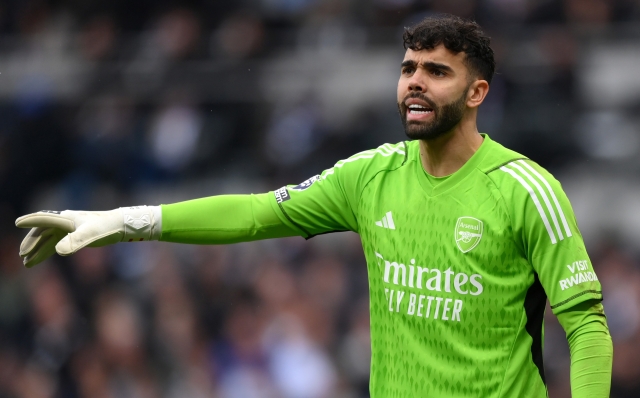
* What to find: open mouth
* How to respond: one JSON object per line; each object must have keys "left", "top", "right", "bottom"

{"left": 407, "top": 104, "right": 433, "bottom": 116}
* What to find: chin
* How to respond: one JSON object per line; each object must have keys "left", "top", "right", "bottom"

{"left": 404, "top": 123, "right": 451, "bottom": 141}
{"left": 405, "top": 126, "right": 426, "bottom": 140}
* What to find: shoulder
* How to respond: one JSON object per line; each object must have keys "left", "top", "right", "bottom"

{"left": 479, "top": 138, "right": 562, "bottom": 195}
{"left": 482, "top": 146, "right": 574, "bottom": 243}
{"left": 477, "top": 137, "right": 529, "bottom": 176}
{"left": 321, "top": 141, "right": 410, "bottom": 181}
{"left": 483, "top": 146, "right": 564, "bottom": 203}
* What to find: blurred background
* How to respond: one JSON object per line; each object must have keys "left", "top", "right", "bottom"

{"left": 1, "top": 0, "right": 640, "bottom": 397}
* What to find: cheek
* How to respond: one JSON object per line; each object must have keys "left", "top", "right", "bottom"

{"left": 397, "top": 77, "right": 408, "bottom": 102}
{"left": 431, "top": 83, "right": 461, "bottom": 104}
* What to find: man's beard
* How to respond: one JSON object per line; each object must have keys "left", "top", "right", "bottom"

{"left": 398, "top": 89, "right": 468, "bottom": 141}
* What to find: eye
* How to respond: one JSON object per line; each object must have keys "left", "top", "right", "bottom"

{"left": 431, "top": 69, "right": 446, "bottom": 77}
{"left": 402, "top": 66, "right": 415, "bottom": 75}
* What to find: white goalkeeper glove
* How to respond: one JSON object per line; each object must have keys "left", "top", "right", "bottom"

{"left": 15, "top": 206, "right": 162, "bottom": 268}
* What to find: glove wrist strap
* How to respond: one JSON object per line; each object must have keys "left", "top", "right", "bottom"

{"left": 120, "top": 206, "right": 162, "bottom": 242}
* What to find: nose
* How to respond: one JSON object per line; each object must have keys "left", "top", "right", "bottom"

{"left": 407, "top": 71, "right": 426, "bottom": 93}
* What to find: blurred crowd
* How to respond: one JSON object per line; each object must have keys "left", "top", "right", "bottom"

{"left": 1, "top": 0, "right": 640, "bottom": 397}
{"left": 0, "top": 229, "right": 371, "bottom": 398}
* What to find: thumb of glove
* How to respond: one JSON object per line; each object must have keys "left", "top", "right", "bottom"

{"left": 55, "top": 224, "right": 122, "bottom": 256}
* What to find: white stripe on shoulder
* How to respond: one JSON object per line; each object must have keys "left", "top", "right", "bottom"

{"left": 500, "top": 165, "right": 557, "bottom": 244}
{"left": 508, "top": 161, "right": 564, "bottom": 241}
{"left": 378, "top": 143, "right": 405, "bottom": 156}
{"left": 346, "top": 143, "right": 403, "bottom": 159}
{"left": 517, "top": 160, "right": 572, "bottom": 237}
{"left": 322, "top": 144, "right": 405, "bottom": 179}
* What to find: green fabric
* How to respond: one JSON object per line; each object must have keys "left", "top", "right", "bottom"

{"left": 160, "top": 193, "right": 298, "bottom": 244}
{"left": 556, "top": 300, "right": 612, "bottom": 397}
{"left": 267, "top": 135, "right": 606, "bottom": 397}
{"left": 156, "top": 135, "right": 610, "bottom": 397}
{"left": 423, "top": 170, "right": 451, "bottom": 187}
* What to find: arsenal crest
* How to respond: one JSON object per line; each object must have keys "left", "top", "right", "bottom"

{"left": 455, "top": 217, "right": 483, "bottom": 253}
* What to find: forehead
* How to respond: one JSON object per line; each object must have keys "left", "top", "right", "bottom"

{"left": 402, "top": 44, "right": 467, "bottom": 69}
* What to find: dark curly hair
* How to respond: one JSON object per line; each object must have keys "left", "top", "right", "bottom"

{"left": 403, "top": 14, "right": 495, "bottom": 84}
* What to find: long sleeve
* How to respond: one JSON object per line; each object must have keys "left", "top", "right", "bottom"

{"left": 159, "top": 193, "right": 300, "bottom": 244}
{"left": 556, "top": 300, "right": 613, "bottom": 397}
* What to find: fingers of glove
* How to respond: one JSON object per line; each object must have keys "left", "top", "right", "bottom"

{"left": 56, "top": 227, "right": 122, "bottom": 256}
{"left": 19, "top": 227, "right": 64, "bottom": 257}
{"left": 15, "top": 212, "right": 75, "bottom": 233}
{"left": 19, "top": 227, "right": 47, "bottom": 256}
{"left": 22, "top": 232, "right": 62, "bottom": 268}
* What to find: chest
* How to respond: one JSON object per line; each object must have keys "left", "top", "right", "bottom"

{"left": 358, "top": 171, "right": 520, "bottom": 278}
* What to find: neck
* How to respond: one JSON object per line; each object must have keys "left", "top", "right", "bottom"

{"left": 418, "top": 116, "right": 483, "bottom": 177}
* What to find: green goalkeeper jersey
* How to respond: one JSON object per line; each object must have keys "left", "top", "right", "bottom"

{"left": 267, "top": 135, "right": 602, "bottom": 398}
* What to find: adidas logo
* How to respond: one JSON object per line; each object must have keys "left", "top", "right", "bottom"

{"left": 375, "top": 211, "right": 395, "bottom": 229}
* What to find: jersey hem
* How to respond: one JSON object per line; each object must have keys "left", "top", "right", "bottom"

{"left": 550, "top": 290, "right": 603, "bottom": 311}
{"left": 277, "top": 200, "right": 311, "bottom": 237}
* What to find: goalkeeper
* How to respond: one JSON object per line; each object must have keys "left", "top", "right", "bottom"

{"left": 16, "top": 14, "right": 611, "bottom": 398}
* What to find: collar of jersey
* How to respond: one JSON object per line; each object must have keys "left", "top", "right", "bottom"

{"left": 413, "top": 133, "right": 492, "bottom": 197}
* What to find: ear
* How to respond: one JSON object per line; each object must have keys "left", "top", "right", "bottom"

{"left": 466, "top": 80, "right": 490, "bottom": 109}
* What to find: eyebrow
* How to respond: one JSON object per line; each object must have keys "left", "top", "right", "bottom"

{"left": 401, "top": 60, "right": 454, "bottom": 73}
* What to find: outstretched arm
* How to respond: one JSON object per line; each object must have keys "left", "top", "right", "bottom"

{"left": 17, "top": 152, "right": 366, "bottom": 267}
{"left": 160, "top": 193, "right": 299, "bottom": 244}
{"left": 16, "top": 193, "right": 299, "bottom": 268}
